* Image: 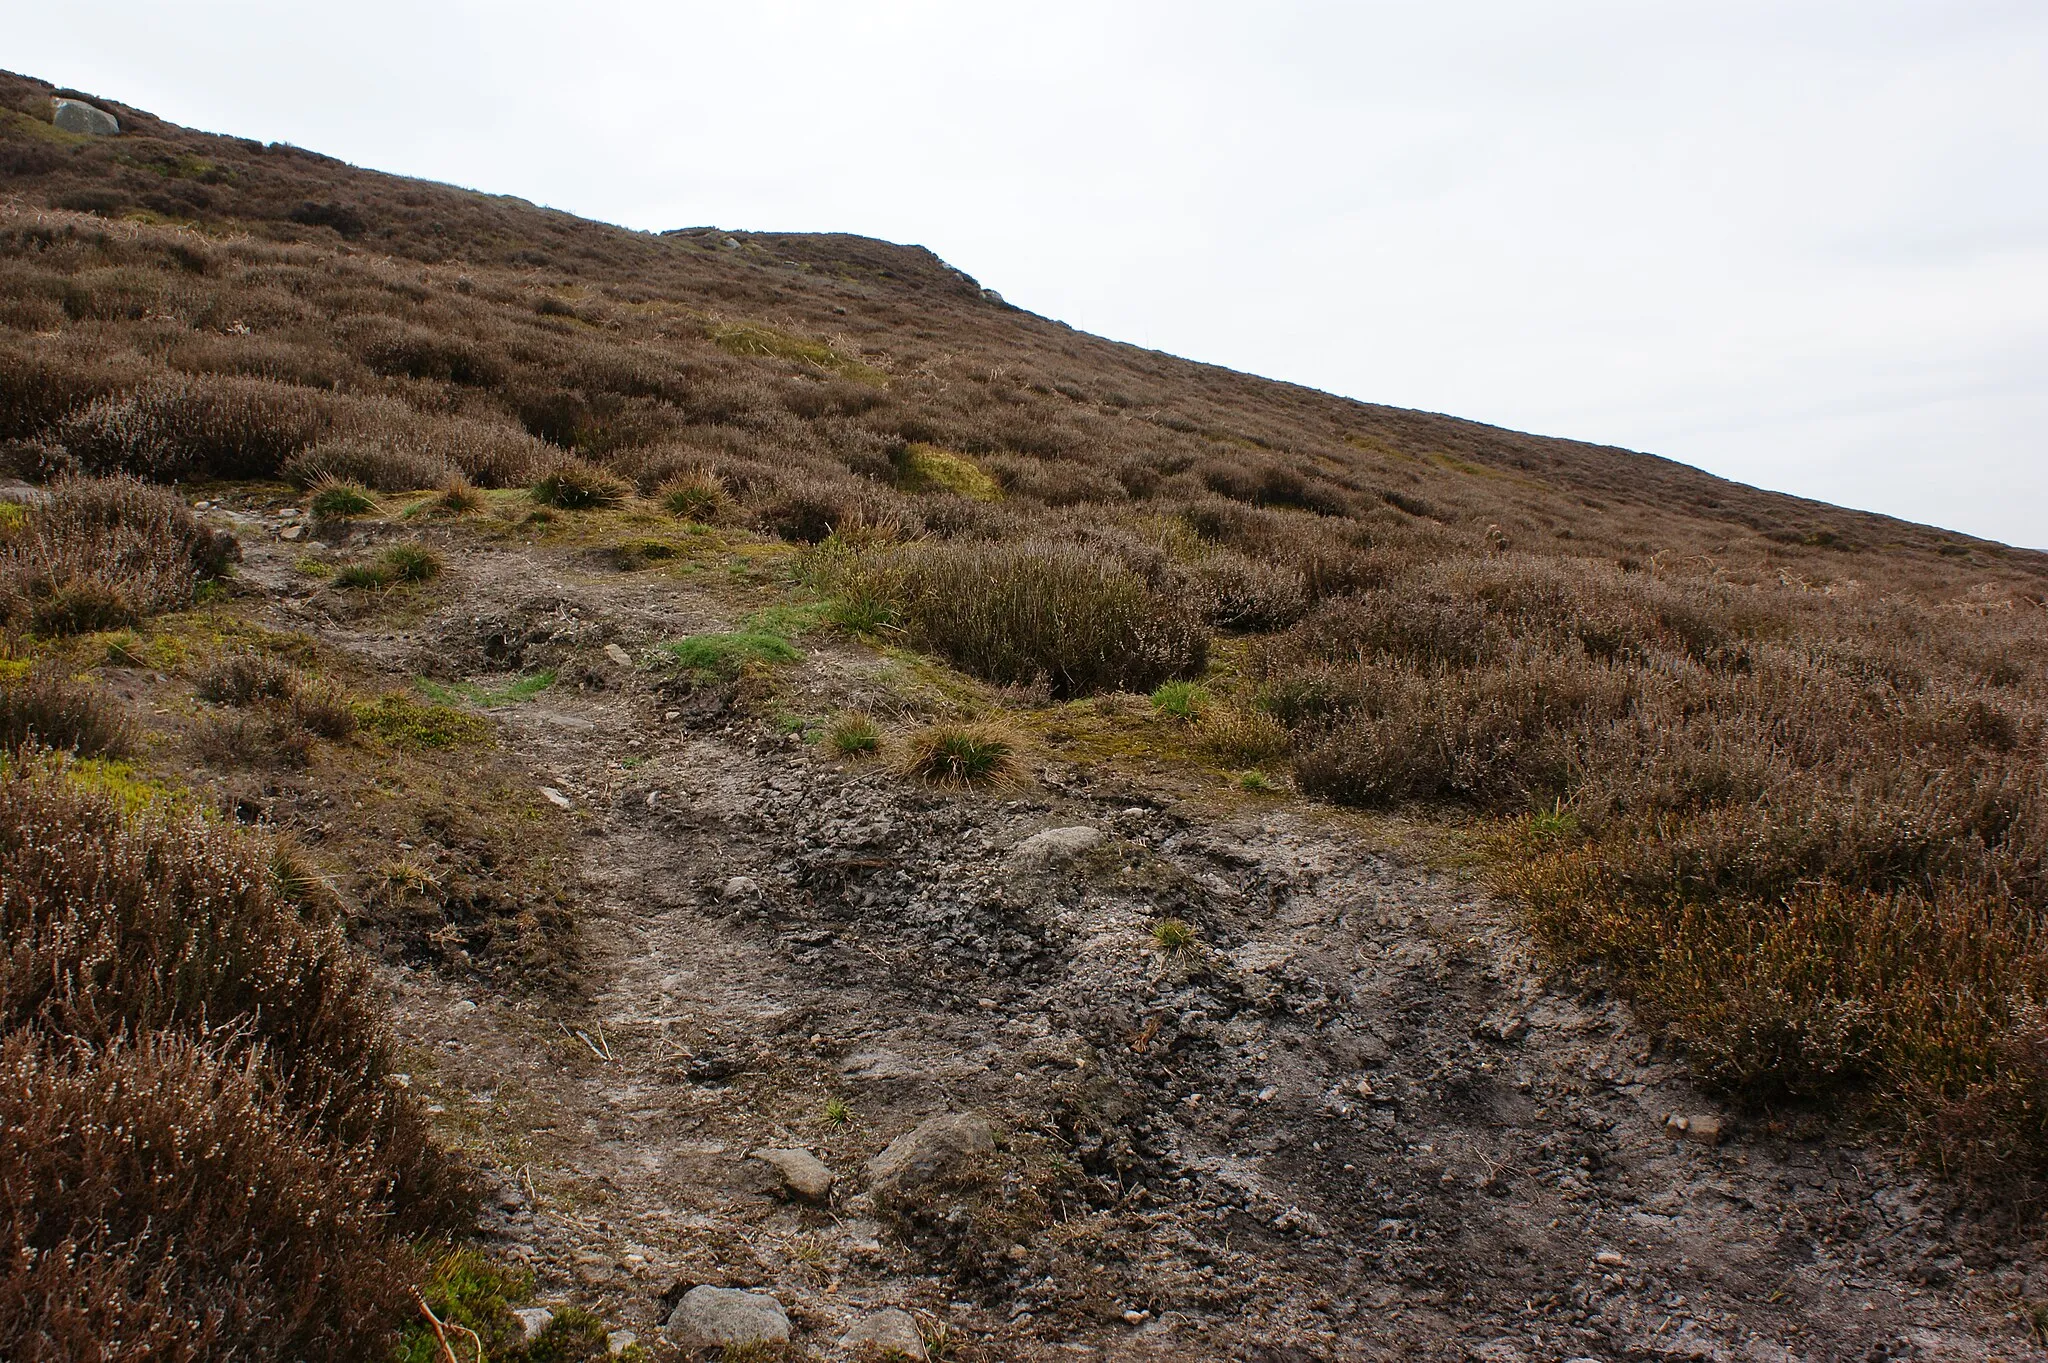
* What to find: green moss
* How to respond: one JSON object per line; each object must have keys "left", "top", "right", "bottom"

{"left": 893, "top": 443, "right": 1001, "bottom": 501}
{"left": 709, "top": 321, "right": 885, "bottom": 383}
{"left": 393, "top": 1251, "right": 531, "bottom": 1363}
{"left": 0, "top": 502, "right": 27, "bottom": 534}
{"left": 656, "top": 631, "right": 800, "bottom": 677}
{"left": 417, "top": 671, "right": 556, "bottom": 708}
{"left": 67, "top": 759, "right": 178, "bottom": 816}
{"left": 353, "top": 694, "right": 492, "bottom": 749}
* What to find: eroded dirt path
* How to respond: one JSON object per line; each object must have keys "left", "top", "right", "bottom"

{"left": 228, "top": 512, "right": 2048, "bottom": 1362}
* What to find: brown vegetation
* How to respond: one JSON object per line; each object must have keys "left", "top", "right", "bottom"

{"left": 0, "top": 767, "right": 469, "bottom": 1361}
{"left": 1, "top": 64, "right": 2047, "bottom": 1191}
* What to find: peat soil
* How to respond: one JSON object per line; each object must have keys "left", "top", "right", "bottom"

{"left": 216, "top": 507, "right": 2048, "bottom": 1362}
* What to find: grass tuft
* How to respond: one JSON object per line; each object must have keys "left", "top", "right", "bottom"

{"left": 900, "top": 723, "right": 1014, "bottom": 788}
{"left": 827, "top": 712, "right": 882, "bottom": 756}
{"left": 531, "top": 459, "right": 629, "bottom": 510}
{"left": 308, "top": 476, "right": 377, "bottom": 519}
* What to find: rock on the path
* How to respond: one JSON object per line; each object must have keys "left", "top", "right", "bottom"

{"left": 605, "top": 1330, "right": 636, "bottom": 1356}
{"left": 540, "top": 786, "right": 573, "bottom": 809}
{"left": 666, "top": 1286, "right": 789, "bottom": 1349}
{"left": 867, "top": 1112, "right": 993, "bottom": 1199}
{"left": 52, "top": 98, "right": 119, "bottom": 136}
{"left": 513, "top": 1307, "right": 554, "bottom": 1339}
{"left": 839, "top": 1307, "right": 927, "bottom": 1358}
{"left": 604, "top": 642, "right": 633, "bottom": 666}
{"left": 750, "top": 1146, "right": 835, "bottom": 1202}
{"left": 1664, "top": 1112, "right": 1725, "bottom": 1145}
{"left": 720, "top": 875, "right": 759, "bottom": 900}
{"left": 1012, "top": 825, "right": 1104, "bottom": 865}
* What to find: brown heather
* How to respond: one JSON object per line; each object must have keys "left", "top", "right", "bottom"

{"left": 2, "top": 65, "right": 2048, "bottom": 1190}
{"left": 0, "top": 768, "right": 470, "bottom": 1361}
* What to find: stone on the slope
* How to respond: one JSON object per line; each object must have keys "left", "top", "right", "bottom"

{"left": 866, "top": 1113, "right": 993, "bottom": 1198}
{"left": 750, "top": 1146, "right": 835, "bottom": 1202}
{"left": 52, "top": 98, "right": 119, "bottom": 136}
{"left": 1664, "top": 1112, "right": 1725, "bottom": 1146}
{"left": 1011, "top": 826, "right": 1103, "bottom": 866}
{"left": 839, "top": 1307, "right": 927, "bottom": 1358}
{"left": 513, "top": 1307, "right": 554, "bottom": 1339}
{"left": 665, "top": 1286, "right": 789, "bottom": 1349}
{"left": 604, "top": 642, "right": 632, "bottom": 666}
{"left": 720, "top": 875, "right": 759, "bottom": 900}
{"left": 540, "top": 786, "right": 572, "bottom": 809}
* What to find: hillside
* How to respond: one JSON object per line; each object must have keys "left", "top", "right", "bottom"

{"left": 4, "top": 70, "right": 2048, "bottom": 1362}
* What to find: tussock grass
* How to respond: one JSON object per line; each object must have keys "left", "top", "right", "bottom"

{"left": 334, "top": 543, "right": 442, "bottom": 591}
{"left": 531, "top": 458, "right": 629, "bottom": 510}
{"left": 307, "top": 476, "right": 376, "bottom": 518}
{"left": 900, "top": 722, "right": 1015, "bottom": 787}
{"left": 828, "top": 712, "right": 882, "bottom": 756}
{"left": 658, "top": 630, "right": 800, "bottom": 677}
{"left": 658, "top": 469, "right": 734, "bottom": 523}
{"left": 893, "top": 443, "right": 1001, "bottom": 501}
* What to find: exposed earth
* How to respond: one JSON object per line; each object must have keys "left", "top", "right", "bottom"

{"left": 169, "top": 493, "right": 2048, "bottom": 1363}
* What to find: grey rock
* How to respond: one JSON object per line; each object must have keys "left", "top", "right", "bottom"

{"left": 839, "top": 1307, "right": 927, "bottom": 1358}
{"left": 605, "top": 1330, "right": 637, "bottom": 1356}
{"left": 867, "top": 1113, "right": 993, "bottom": 1198}
{"left": 750, "top": 1146, "right": 835, "bottom": 1202}
{"left": 604, "top": 642, "right": 633, "bottom": 666}
{"left": 513, "top": 1307, "right": 554, "bottom": 1340}
{"left": 1011, "top": 826, "right": 1103, "bottom": 866}
{"left": 52, "top": 98, "right": 119, "bottom": 136}
{"left": 721, "top": 875, "right": 760, "bottom": 900}
{"left": 666, "top": 1285, "right": 789, "bottom": 1349}
{"left": 540, "top": 786, "right": 573, "bottom": 809}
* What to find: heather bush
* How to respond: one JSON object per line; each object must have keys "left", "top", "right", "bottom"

{"left": 896, "top": 540, "right": 1206, "bottom": 698}
{"left": 0, "top": 670, "right": 131, "bottom": 757}
{"left": 0, "top": 475, "right": 235, "bottom": 634}
{"left": 283, "top": 437, "right": 457, "bottom": 492}
{"left": 58, "top": 373, "right": 333, "bottom": 480}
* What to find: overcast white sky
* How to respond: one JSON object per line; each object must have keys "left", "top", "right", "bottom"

{"left": 12, "top": 2, "right": 2047, "bottom": 546}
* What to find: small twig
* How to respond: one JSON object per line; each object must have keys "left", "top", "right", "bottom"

{"left": 412, "top": 1290, "right": 464, "bottom": 1363}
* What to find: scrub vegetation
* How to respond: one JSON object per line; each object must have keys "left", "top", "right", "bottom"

{"left": 2, "top": 62, "right": 2048, "bottom": 1354}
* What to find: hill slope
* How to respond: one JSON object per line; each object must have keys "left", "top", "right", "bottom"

{"left": 4, "top": 70, "right": 2048, "bottom": 1362}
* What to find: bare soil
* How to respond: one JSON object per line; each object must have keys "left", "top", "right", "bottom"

{"left": 213, "top": 507, "right": 2048, "bottom": 1363}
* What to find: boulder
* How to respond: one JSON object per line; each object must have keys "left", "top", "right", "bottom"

{"left": 866, "top": 1113, "right": 993, "bottom": 1200}
{"left": 839, "top": 1307, "right": 927, "bottom": 1358}
{"left": 750, "top": 1146, "right": 835, "bottom": 1202}
{"left": 1011, "top": 826, "right": 1103, "bottom": 866}
{"left": 666, "top": 1286, "right": 790, "bottom": 1349}
{"left": 512, "top": 1307, "right": 554, "bottom": 1340}
{"left": 52, "top": 98, "right": 119, "bottom": 136}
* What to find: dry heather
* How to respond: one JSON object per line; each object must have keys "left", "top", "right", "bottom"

{"left": 1, "top": 64, "right": 2047, "bottom": 1189}
{"left": 0, "top": 768, "right": 470, "bottom": 1361}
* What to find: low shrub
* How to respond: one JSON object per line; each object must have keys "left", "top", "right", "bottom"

{"left": 0, "top": 475, "right": 236, "bottom": 635}
{"left": 194, "top": 709, "right": 314, "bottom": 768}
{"left": 196, "top": 650, "right": 296, "bottom": 706}
{"left": 897, "top": 541, "right": 1206, "bottom": 698}
{"left": 58, "top": 373, "right": 333, "bottom": 481}
{"left": 0, "top": 670, "right": 131, "bottom": 757}
{"left": 900, "top": 723, "right": 1014, "bottom": 787}
{"left": 0, "top": 768, "right": 471, "bottom": 1361}
{"left": 283, "top": 437, "right": 457, "bottom": 493}
{"left": 1189, "top": 552, "right": 1310, "bottom": 632}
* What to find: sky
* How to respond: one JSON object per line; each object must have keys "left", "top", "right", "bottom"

{"left": 11, "top": 2, "right": 2047, "bottom": 547}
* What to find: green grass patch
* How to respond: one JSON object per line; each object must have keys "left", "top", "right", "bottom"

{"left": 1150, "top": 681, "right": 1212, "bottom": 722}
{"left": 352, "top": 694, "right": 491, "bottom": 749}
{"left": 417, "top": 671, "right": 556, "bottom": 708}
{"left": 656, "top": 631, "right": 800, "bottom": 677}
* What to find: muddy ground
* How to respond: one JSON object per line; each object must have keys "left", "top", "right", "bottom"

{"left": 174, "top": 496, "right": 2048, "bottom": 1362}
